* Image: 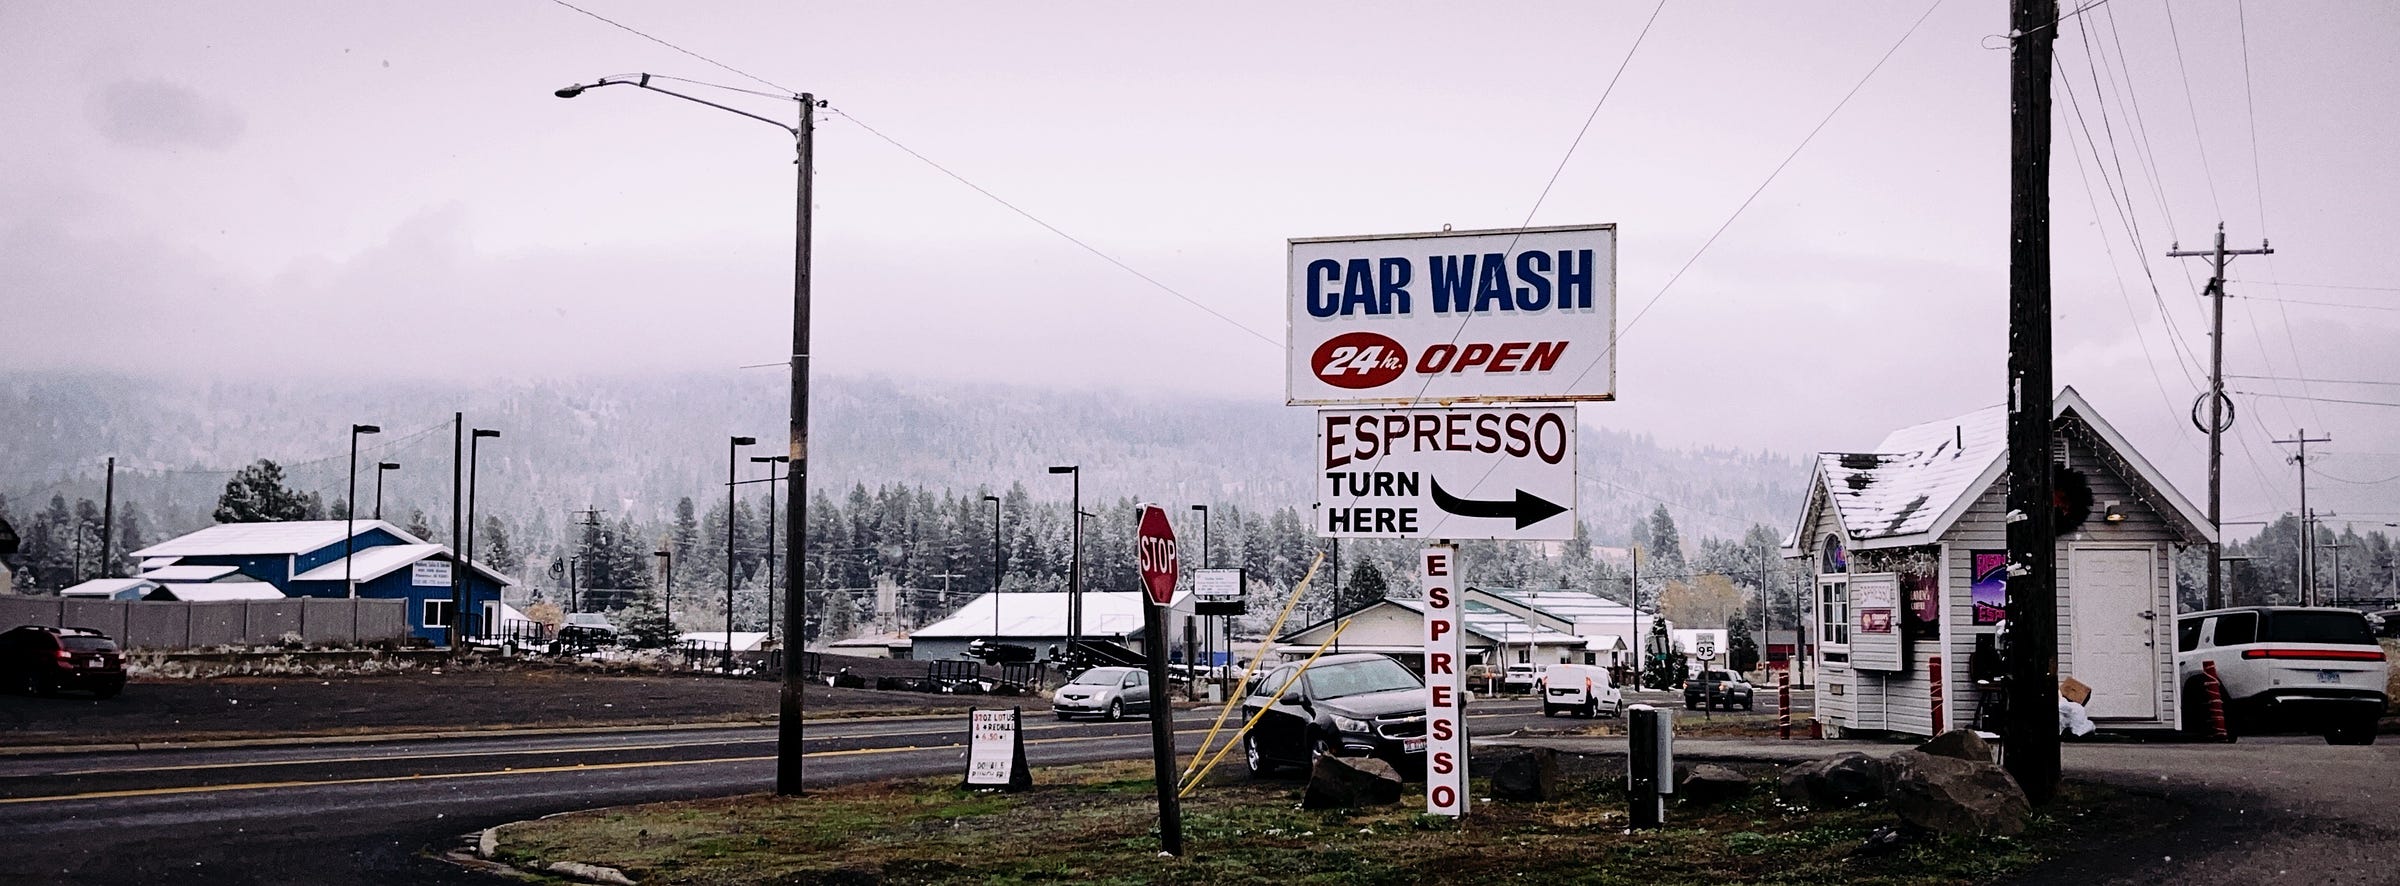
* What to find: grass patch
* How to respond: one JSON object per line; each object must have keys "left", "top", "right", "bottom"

{"left": 490, "top": 759, "right": 2173, "bottom": 886}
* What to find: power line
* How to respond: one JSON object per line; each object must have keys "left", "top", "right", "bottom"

{"left": 547, "top": 0, "right": 796, "bottom": 95}
{"left": 2237, "top": 390, "right": 2400, "bottom": 409}
{"left": 2227, "top": 280, "right": 2400, "bottom": 293}
{"left": 1582, "top": 0, "right": 1947, "bottom": 388}
{"left": 2160, "top": 2, "right": 2225, "bottom": 220}
{"left": 2057, "top": 57, "right": 2194, "bottom": 423}
{"left": 1517, "top": 0, "right": 1666, "bottom": 229}
{"left": 2229, "top": 374, "right": 2400, "bottom": 388}
{"left": 2227, "top": 293, "right": 2400, "bottom": 312}
{"left": 2056, "top": 50, "right": 2207, "bottom": 385}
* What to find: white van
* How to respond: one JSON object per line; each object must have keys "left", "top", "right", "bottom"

{"left": 1536, "top": 664, "right": 1623, "bottom": 718}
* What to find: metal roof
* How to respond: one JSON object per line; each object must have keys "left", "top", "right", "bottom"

{"left": 138, "top": 564, "right": 243, "bottom": 582}
{"left": 148, "top": 581, "right": 285, "bottom": 601}
{"left": 289, "top": 544, "right": 514, "bottom": 586}
{"left": 1477, "top": 587, "right": 1651, "bottom": 621}
{"left": 60, "top": 578, "right": 158, "bottom": 598}
{"left": 910, "top": 590, "right": 1192, "bottom": 640}
{"left": 132, "top": 519, "right": 424, "bottom": 558}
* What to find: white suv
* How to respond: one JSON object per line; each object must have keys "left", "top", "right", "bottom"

{"left": 2175, "top": 606, "right": 2389, "bottom": 745}
{"left": 1535, "top": 664, "right": 1622, "bottom": 718}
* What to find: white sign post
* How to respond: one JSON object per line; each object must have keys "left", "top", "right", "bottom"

{"left": 1421, "top": 544, "right": 1469, "bottom": 817}
{"left": 1318, "top": 405, "right": 1576, "bottom": 541}
{"left": 1289, "top": 224, "right": 1616, "bottom": 406}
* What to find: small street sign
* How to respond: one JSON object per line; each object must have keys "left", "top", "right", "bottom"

{"left": 1317, "top": 405, "right": 1576, "bottom": 540}
{"left": 1136, "top": 505, "right": 1179, "bottom": 607}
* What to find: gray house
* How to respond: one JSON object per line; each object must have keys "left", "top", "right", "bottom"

{"left": 1783, "top": 387, "right": 2214, "bottom": 738}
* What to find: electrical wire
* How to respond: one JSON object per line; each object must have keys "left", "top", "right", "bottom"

{"left": 2228, "top": 293, "right": 2400, "bottom": 313}
{"left": 548, "top": 0, "right": 797, "bottom": 96}
{"left": 2160, "top": 2, "right": 2225, "bottom": 221}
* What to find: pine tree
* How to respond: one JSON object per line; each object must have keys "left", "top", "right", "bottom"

{"left": 480, "top": 515, "right": 520, "bottom": 577}
{"left": 1647, "top": 505, "right": 1686, "bottom": 576}
{"left": 214, "top": 459, "right": 315, "bottom": 523}
{"left": 1727, "top": 617, "right": 1761, "bottom": 674}
{"left": 1347, "top": 559, "right": 1388, "bottom": 607}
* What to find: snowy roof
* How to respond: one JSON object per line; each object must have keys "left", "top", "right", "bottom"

{"left": 132, "top": 519, "right": 425, "bottom": 558}
{"left": 1788, "top": 387, "right": 2213, "bottom": 551}
{"left": 911, "top": 590, "right": 1190, "bottom": 640}
{"left": 1477, "top": 587, "right": 1650, "bottom": 621}
{"left": 1384, "top": 599, "right": 1583, "bottom": 647}
{"left": 138, "top": 564, "right": 243, "bottom": 582}
{"left": 61, "top": 578, "right": 158, "bottom": 598}
{"left": 147, "top": 581, "right": 285, "bottom": 601}
{"left": 140, "top": 557, "right": 180, "bottom": 569}
{"left": 289, "top": 544, "right": 514, "bottom": 586}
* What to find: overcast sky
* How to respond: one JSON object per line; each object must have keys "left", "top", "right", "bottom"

{"left": 6, "top": 1, "right": 2397, "bottom": 533}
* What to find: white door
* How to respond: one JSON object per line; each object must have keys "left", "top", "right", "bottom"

{"left": 2069, "top": 547, "right": 2158, "bottom": 719}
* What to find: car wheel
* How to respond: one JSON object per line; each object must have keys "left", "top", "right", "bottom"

{"left": 1543, "top": 705, "right": 1556, "bottom": 717}
{"left": 2179, "top": 678, "right": 2214, "bottom": 740}
{"left": 1579, "top": 701, "right": 1596, "bottom": 718}
{"left": 1056, "top": 711, "right": 1073, "bottom": 721}
{"left": 1743, "top": 699, "right": 1754, "bottom": 712}
{"left": 1683, "top": 698, "right": 1697, "bottom": 710}
{"left": 2327, "top": 718, "right": 2377, "bottom": 746}
{"left": 1309, "top": 735, "right": 1335, "bottom": 764}
{"left": 1245, "top": 734, "right": 1271, "bottom": 776}
{"left": 1106, "top": 699, "right": 1124, "bottom": 721}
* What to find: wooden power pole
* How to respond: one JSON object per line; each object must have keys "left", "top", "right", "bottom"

{"left": 2004, "top": 0, "right": 2061, "bottom": 805}
{"left": 2169, "top": 223, "right": 2273, "bottom": 610}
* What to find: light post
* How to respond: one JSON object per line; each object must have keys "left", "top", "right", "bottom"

{"left": 2324, "top": 543, "right": 2347, "bottom": 606}
{"left": 465, "top": 429, "right": 500, "bottom": 639}
{"left": 752, "top": 455, "right": 788, "bottom": 644}
{"left": 655, "top": 548, "right": 674, "bottom": 634}
{"left": 346, "top": 423, "right": 381, "bottom": 599}
{"left": 375, "top": 461, "right": 400, "bottom": 521}
{"left": 983, "top": 494, "right": 1003, "bottom": 649}
{"left": 2218, "top": 555, "right": 2251, "bottom": 607}
{"left": 1048, "top": 465, "right": 1081, "bottom": 652}
{"left": 558, "top": 71, "right": 817, "bottom": 796}
{"left": 1191, "top": 503, "right": 1212, "bottom": 686}
{"left": 726, "top": 435, "right": 757, "bottom": 669}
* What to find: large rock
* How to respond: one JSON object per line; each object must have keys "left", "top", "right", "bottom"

{"left": 1915, "top": 730, "right": 1995, "bottom": 764}
{"left": 1302, "top": 755, "right": 1404, "bottom": 809}
{"left": 1491, "top": 746, "right": 1561, "bottom": 802}
{"left": 1775, "top": 751, "right": 1886, "bottom": 808}
{"left": 1881, "top": 749, "right": 2031, "bottom": 836}
{"left": 1677, "top": 763, "right": 1752, "bottom": 806}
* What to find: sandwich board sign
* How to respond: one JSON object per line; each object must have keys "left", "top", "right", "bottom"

{"left": 963, "top": 707, "right": 1032, "bottom": 790}
{"left": 1288, "top": 224, "right": 1616, "bottom": 406}
{"left": 1317, "top": 404, "right": 1575, "bottom": 540}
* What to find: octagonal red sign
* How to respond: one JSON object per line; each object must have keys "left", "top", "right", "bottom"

{"left": 1135, "top": 505, "right": 1178, "bottom": 606}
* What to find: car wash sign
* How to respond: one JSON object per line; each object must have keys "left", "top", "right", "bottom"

{"left": 1288, "top": 224, "right": 1616, "bottom": 406}
{"left": 1318, "top": 405, "right": 1576, "bottom": 540}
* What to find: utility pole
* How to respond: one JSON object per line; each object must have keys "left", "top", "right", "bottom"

{"left": 100, "top": 457, "right": 115, "bottom": 579}
{"left": 2003, "top": 0, "right": 2061, "bottom": 805}
{"left": 2275, "top": 430, "right": 2330, "bottom": 605}
{"left": 2168, "top": 223, "right": 2273, "bottom": 610}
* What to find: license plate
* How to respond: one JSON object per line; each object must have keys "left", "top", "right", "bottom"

{"left": 88, "top": 658, "right": 103, "bottom": 668}
{"left": 1403, "top": 737, "right": 1426, "bottom": 754}
{"left": 2318, "top": 670, "right": 2343, "bottom": 684}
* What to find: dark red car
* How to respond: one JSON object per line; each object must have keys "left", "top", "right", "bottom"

{"left": 0, "top": 625, "right": 127, "bottom": 698}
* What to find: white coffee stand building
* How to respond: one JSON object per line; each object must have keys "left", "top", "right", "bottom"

{"left": 1782, "top": 387, "right": 2214, "bottom": 738}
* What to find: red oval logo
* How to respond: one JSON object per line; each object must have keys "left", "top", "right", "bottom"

{"left": 1311, "top": 332, "right": 1408, "bottom": 389}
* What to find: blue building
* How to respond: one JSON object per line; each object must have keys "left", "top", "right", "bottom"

{"left": 131, "top": 520, "right": 511, "bottom": 644}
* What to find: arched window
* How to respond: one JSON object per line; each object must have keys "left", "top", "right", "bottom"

{"left": 1819, "top": 535, "right": 1848, "bottom": 575}
{"left": 1817, "top": 535, "right": 1849, "bottom": 655}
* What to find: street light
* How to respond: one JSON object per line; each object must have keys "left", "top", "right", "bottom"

{"left": 374, "top": 462, "right": 401, "bottom": 521}
{"left": 752, "top": 454, "right": 789, "bottom": 645}
{"left": 1049, "top": 465, "right": 1080, "bottom": 652}
{"left": 466, "top": 428, "right": 501, "bottom": 640}
{"left": 655, "top": 548, "right": 674, "bottom": 632}
{"left": 346, "top": 423, "right": 381, "bottom": 599}
{"left": 983, "top": 494, "right": 1003, "bottom": 650}
{"left": 727, "top": 435, "right": 757, "bottom": 669}
{"left": 558, "top": 71, "right": 818, "bottom": 796}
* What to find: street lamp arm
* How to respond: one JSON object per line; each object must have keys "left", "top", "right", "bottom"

{"left": 559, "top": 74, "right": 800, "bottom": 137}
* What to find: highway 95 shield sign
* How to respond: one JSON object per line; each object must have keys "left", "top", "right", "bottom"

{"left": 1317, "top": 404, "right": 1576, "bottom": 541}
{"left": 1287, "top": 224, "right": 1616, "bottom": 406}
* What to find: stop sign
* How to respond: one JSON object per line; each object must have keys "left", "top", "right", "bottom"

{"left": 1135, "top": 505, "right": 1178, "bottom": 606}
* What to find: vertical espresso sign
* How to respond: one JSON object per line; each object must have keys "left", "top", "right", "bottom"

{"left": 1421, "top": 544, "right": 1468, "bottom": 816}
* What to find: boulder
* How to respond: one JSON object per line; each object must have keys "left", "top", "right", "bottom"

{"left": 1915, "top": 730, "right": 1995, "bottom": 764}
{"left": 1775, "top": 751, "right": 1885, "bottom": 808}
{"left": 1880, "top": 749, "right": 2031, "bottom": 836}
{"left": 1490, "top": 746, "right": 1561, "bottom": 802}
{"left": 1302, "top": 755, "right": 1404, "bottom": 809}
{"left": 1676, "top": 763, "right": 1752, "bottom": 806}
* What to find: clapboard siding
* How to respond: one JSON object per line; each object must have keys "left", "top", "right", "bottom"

{"left": 1942, "top": 425, "right": 2182, "bottom": 730}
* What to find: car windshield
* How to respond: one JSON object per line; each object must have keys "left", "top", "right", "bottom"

{"left": 2264, "top": 611, "right": 2376, "bottom": 645}
{"left": 1069, "top": 668, "right": 1130, "bottom": 686}
{"left": 63, "top": 637, "right": 115, "bottom": 652}
{"left": 1304, "top": 658, "right": 1422, "bottom": 699}
{"left": 1703, "top": 671, "right": 1733, "bottom": 681}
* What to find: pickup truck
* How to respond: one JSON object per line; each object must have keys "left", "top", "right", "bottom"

{"left": 1683, "top": 670, "right": 1755, "bottom": 711}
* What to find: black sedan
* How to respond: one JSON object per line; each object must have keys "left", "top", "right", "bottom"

{"left": 1240, "top": 653, "right": 1430, "bottom": 778}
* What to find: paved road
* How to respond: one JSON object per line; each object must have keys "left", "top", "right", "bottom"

{"left": 0, "top": 699, "right": 1567, "bottom": 884}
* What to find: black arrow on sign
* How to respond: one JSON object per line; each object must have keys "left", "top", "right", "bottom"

{"left": 1428, "top": 478, "right": 1568, "bottom": 529}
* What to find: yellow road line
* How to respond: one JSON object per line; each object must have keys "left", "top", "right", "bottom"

{"left": 50, "top": 737, "right": 783, "bottom": 776}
